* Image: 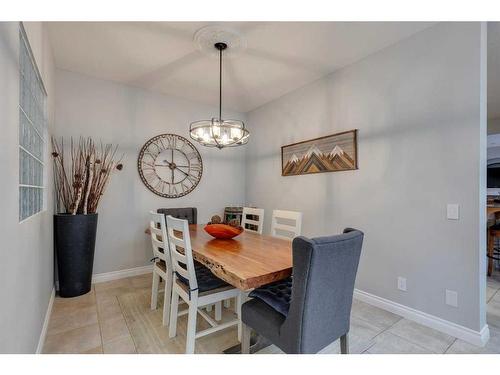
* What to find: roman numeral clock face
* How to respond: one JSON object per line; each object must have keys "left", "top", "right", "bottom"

{"left": 138, "top": 134, "right": 203, "bottom": 198}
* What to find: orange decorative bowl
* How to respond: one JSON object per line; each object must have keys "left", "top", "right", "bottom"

{"left": 204, "top": 224, "right": 243, "bottom": 239}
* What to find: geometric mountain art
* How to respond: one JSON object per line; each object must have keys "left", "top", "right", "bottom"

{"left": 281, "top": 129, "right": 358, "bottom": 176}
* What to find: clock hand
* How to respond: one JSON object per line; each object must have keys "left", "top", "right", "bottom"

{"left": 155, "top": 162, "right": 185, "bottom": 168}
{"left": 175, "top": 167, "right": 189, "bottom": 177}
{"left": 171, "top": 168, "right": 174, "bottom": 184}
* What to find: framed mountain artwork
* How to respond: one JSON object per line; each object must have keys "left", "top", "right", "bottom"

{"left": 281, "top": 129, "right": 358, "bottom": 176}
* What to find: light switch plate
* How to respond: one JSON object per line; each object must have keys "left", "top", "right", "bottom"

{"left": 446, "top": 289, "right": 458, "bottom": 307}
{"left": 447, "top": 204, "right": 460, "bottom": 220}
{"left": 397, "top": 277, "right": 407, "bottom": 291}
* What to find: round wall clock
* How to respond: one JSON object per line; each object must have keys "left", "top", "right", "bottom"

{"left": 137, "top": 134, "right": 203, "bottom": 198}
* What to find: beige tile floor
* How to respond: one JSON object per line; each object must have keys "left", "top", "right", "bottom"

{"left": 43, "top": 272, "right": 500, "bottom": 354}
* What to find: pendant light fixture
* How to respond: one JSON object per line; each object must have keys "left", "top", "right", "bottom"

{"left": 189, "top": 42, "right": 249, "bottom": 149}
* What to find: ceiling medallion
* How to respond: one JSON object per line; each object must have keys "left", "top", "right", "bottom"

{"left": 193, "top": 25, "right": 247, "bottom": 58}
{"left": 189, "top": 31, "right": 249, "bottom": 149}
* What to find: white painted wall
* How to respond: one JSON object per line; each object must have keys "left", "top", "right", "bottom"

{"left": 54, "top": 69, "right": 247, "bottom": 274}
{"left": 0, "top": 22, "right": 55, "bottom": 353}
{"left": 245, "top": 23, "right": 486, "bottom": 332}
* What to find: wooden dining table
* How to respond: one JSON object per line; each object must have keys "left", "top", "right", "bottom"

{"left": 187, "top": 224, "right": 293, "bottom": 291}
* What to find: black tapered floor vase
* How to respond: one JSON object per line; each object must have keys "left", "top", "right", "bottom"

{"left": 54, "top": 213, "right": 98, "bottom": 298}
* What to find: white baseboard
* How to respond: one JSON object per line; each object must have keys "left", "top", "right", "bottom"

{"left": 354, "top": 289, "right": 490, "bottom": 347}
{"left": 36, "top": 287, "right": 55, "bottom": 354}
{"left": 91, "top": 264, "right": 153, "bottom": 284}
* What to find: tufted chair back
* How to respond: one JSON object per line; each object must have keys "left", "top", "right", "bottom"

{"left": 281, "top": 228, "right": 364, "bottom": 353}
{"left": 157, "top": 207, "right": 197, "bottom": 224}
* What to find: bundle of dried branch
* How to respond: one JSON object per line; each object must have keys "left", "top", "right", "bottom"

{"left": 51, "top": 137, "right": 123, "bottom": 214}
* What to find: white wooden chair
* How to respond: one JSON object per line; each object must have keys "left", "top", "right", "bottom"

{"left": 271, "top": 209, "right": 303, "bottom": 240}
{"left": 241, "top": 207, "right": 265, "bottom": 234}
{"left": 166, "top": 215, "right": 241, "bottom": 354}
{"left": 149, "top": 211, "right": 173, "bottom": 326}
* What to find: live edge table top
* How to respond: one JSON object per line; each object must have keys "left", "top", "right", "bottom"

{"left": 187, "top": 224, "right": 292, "bottom": 291}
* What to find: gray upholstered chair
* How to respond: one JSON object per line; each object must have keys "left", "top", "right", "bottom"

{"left": 157, "top": 207, "right": 197, "bottom": 224}
{"left": 241, "top": 228, "right": 364, "bottom": 354}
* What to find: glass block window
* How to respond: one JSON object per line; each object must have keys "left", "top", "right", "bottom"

{"left": 19, "top": 26, "right": 47, "bottom": 222}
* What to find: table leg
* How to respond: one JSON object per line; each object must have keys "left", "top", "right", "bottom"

{"left": 236, "top": 291, "right": 246, "bottom": 342}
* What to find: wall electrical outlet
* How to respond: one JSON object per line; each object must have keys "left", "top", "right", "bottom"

{"left": 445, "top": 289, "right": 458, "bottom": 307}
{"left": 397, "top": 277, "right": 407, "bottom": 291}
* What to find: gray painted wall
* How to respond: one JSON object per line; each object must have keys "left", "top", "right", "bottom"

{"left": 54, "top": 69, "right": 247, "bottom": 274}
{"left": 245, "top": 23, "right": 486, "bottom": 331}
{"left": 0, "top": 22, "right": 55, "bottom": 353}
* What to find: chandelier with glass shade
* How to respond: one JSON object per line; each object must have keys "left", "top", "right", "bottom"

{"left": 189, "top": 42, "right": 249, "bottom": 149}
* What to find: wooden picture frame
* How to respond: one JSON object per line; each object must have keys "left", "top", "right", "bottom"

{"left": 281, "top": 129, "right": 358, "bottom": 176}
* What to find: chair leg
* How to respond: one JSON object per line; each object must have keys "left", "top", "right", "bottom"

{"left": 340, "top": 333, "right": 349, "bottom": 354}
{"left": 151, "top": 271, "right": 160, "bottom": 310}
{"left": 185, "top": 299, "right": 198, "bottom": 354}
{"left": 162, "top": 272, "right": 173, "bottom": 326}
{"left": 168, "top": 290, "right": 179, "bottom": 338}
{"left": 206, "top": 305, "right": 213, "bottom": 312}
{"left": 241, "top": 323, "right": 251, "bottom": 354}
{"left": 224, "top": 299, "right": 231, "bottom": 309}
{"left": 236, "top": 293, "right": 243, "bottom": 342}
{"left": 215, "top": 301, "right": 222, "bottom": 321}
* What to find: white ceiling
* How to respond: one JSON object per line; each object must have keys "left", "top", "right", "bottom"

{"left": 489, "top": 22, "right": 500, "bottom": 120}
{"left": 47, "top": 22, "right": 435, "bottom": 113}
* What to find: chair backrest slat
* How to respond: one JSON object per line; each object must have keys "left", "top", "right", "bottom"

{"left": 169, "top": 235, "right": 185, "bottom": 248}
{"left": 271, "top": 210, "right": 302, "bottom": 240}
{"left": 149, "top": 226, "right": 163, "bottom": 237}
{"left": 171, "top": 257, "right": 190, "bottom": 280}
{"left": 151, "top": 236, "right": 164, "bottom": 250}
{"left": 149, "top": 211, "right": 171, "bottom": 268}
{"left": 241, "top": 207, "right": 264, "bottom": 234}
{"left": 165, "top": 215, "right": 198, "bottom": 291}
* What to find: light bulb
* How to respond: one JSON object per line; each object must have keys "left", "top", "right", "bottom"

{"left": 196, "top": 127, "right": 204, "bottom": 140}
{"left": 231, "top": 128, "right": 242, "bottom": 141}
{"left": 203, "top": 131, "right": 210, "bottom": 142}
